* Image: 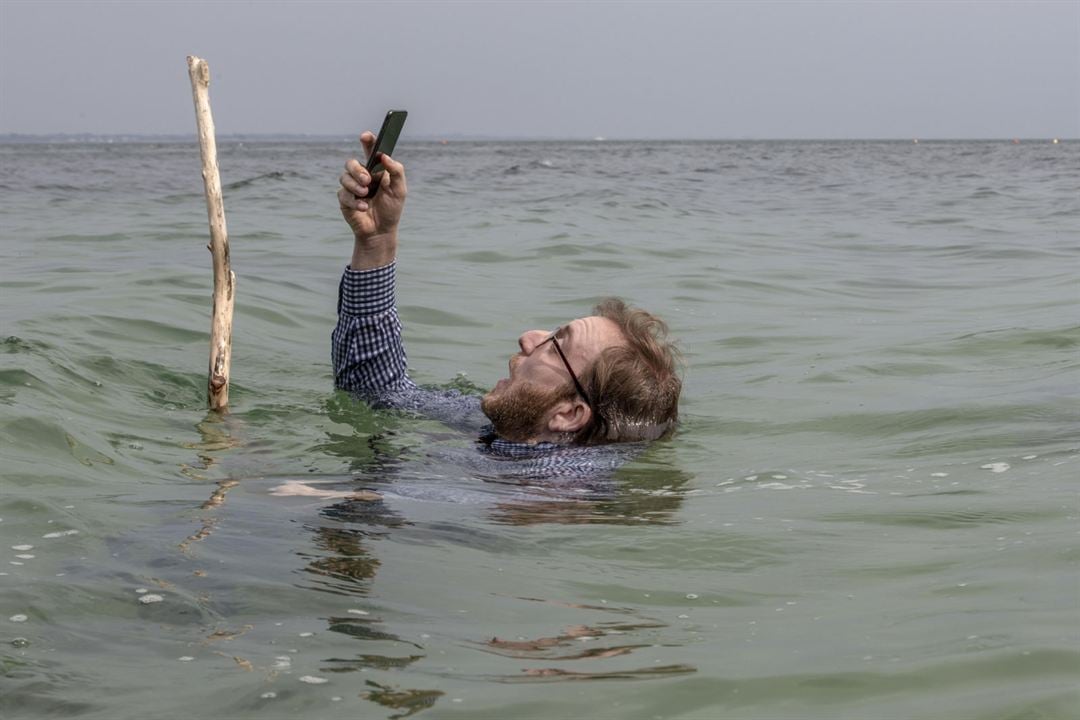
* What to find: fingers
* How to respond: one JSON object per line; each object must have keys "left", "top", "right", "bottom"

{"left": 341, "top": 133, "right": 405, "bottom": 210}
{"left": 337, "top": 187, "right": 368, "bottom": 212}
{"left": 343, "top": 158, "right": 371, "bottom": 187}
{"left": 340, "top": 158, "right": 371, "bottom": 209}
{"left": 341, "top": 165, "right": 371, "bottom": 194}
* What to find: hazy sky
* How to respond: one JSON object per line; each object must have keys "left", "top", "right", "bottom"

{"left": 1, "top": 0, "right": 1076, "bottom": 139}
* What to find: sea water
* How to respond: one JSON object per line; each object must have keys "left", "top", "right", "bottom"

{"left": 1, "top": 139, "right": 1077, "bottom": 718}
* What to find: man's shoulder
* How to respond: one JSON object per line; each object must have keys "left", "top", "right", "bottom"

{"left": 361, "top": 384, "right": 488, "bottom": 435}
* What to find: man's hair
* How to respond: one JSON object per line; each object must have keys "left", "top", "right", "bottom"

{"left": 574, "top": 298, "right": 682, "bottom": 445}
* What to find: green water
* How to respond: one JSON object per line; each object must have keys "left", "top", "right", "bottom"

{"left": 1, "top": 139, "right": 1078, "bottom": 718}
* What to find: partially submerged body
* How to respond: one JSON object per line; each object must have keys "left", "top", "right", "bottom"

{"left": 332, "top": 262, "right": 649, "bottom": 482}
{"left": 276, "top": 130, "right": 682, "bottom": 498}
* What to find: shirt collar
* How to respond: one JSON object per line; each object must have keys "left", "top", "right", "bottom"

{"left": 477, "top": 428, "right": 565, "bottom": 459}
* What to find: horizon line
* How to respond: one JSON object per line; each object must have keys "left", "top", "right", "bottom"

{"left": 0, "top": 132, "right": 1074, "bottom": 144}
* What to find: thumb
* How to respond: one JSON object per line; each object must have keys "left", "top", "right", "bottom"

{"left": 380, "top": 153, "right": 407, "bottom": 195}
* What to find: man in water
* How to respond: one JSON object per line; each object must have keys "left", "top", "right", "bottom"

{"left": 331, "top": 132, "right": 682, "bottom": 475}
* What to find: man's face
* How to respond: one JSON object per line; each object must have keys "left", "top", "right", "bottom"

{"left": 481, "top": 316, "right": 624, "bottom": 442}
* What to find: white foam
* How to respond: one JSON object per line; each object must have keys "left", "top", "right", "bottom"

{"left": 1022, "top": 455, "right": 1038, "bottom": 460}
{"left": 138, "top": 594, "right": 164, "bottom": 604}
{"left": 981, "top": 462, "right": 1010, "bottom": 473}
{"left": 11, "top": 545, "right": 33, "bottom": 551}
{"left": 178, "top": 656, "right": 195, "bottom": 662}
{"left": 260, "top": 692, "right": 277, "bottom": 699}
{"left": 42, "top": 530, "right": 79, "bottom": 539}
{"left": 347, "top": 609, "right": 369, "bottom": 616}
{"left": 299, "top": 675, "right": 328, "bottom": 684}
{"left": 298, "top": 631, "right": 314, "bottom": 637}
{"left": 931, "top": 472, "right": 948, "bottom": 477}
{"left": 9, "top": 614, "right": 28, "bottom": 622}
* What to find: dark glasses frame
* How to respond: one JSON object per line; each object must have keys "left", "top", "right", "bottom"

{"left": 539, "top": 327, "right": 604, "bottom": 431}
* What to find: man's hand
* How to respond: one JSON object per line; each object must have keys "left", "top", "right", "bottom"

{"left": 338, "top": 131, "right": 408, "bottom": 269}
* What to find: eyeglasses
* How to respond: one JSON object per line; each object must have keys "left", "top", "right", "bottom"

{"left": 538, "top": 327, "right": 603, "bottom": 429}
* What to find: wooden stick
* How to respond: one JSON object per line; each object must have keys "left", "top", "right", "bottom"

{"left": 187, "top": 55, "right": 235, "bottom": 411}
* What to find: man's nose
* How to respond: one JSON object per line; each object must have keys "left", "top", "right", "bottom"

{"left": 519, "top": 329, "right": 548, "bottom": 355}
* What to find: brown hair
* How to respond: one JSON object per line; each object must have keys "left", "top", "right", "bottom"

{"left": 574, "top": 298, "right": 682, "bottom": 445}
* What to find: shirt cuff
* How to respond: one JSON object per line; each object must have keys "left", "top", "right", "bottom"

{"left": 338, "top": 261, "right": 396, "bottom": 316}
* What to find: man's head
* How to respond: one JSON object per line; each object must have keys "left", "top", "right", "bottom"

{"left": 481, "top": 298, "right": 682, "bottom": 445}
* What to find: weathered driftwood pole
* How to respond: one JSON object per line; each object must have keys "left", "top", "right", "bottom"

{"left": 187, "top": 55, "right": 235, "bottom": 411}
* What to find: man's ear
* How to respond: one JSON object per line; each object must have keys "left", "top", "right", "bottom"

{"left": 546, "top": 398, "right": 592, "bottom": 434}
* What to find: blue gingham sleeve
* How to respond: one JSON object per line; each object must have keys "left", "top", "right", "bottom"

{"left": 331, "top": 262, "right": 417, "bottom": 396}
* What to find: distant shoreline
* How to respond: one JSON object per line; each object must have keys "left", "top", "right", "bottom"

{"left": 0, "top": 133, "right": 1072, "bottom": 145}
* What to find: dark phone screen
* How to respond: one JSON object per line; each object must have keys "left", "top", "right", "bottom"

{"left": 366, "top": 110, "right": 407, "bottom": 196}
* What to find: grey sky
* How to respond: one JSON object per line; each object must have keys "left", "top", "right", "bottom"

{"left": 1, "top": 0, "right": 1076, "bottom": 139}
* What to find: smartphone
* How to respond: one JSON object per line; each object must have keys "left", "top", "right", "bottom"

{"left": 366, "top": 110, "right": 407, "bottom": 198}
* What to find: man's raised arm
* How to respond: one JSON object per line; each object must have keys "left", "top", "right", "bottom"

{"left": 331, "top": 133, "right": 414, "bottom": 396}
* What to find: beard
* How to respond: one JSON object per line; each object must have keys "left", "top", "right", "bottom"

{"left": 481, "top": 379, "right": 574, "bottom": 443}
